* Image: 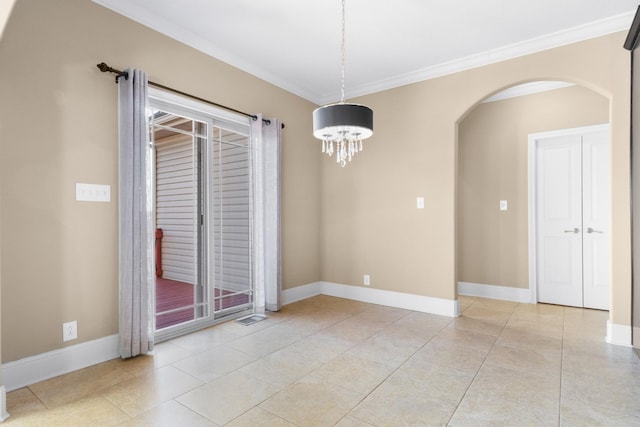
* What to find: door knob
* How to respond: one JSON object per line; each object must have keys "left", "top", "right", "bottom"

{"left": 587, "top": 227, "right": 604, "bottom": 234}
{"left": 564, "top": 228, "right": 580, "bottom": 234}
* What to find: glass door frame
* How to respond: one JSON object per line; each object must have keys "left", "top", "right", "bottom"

{"left": 149, "top": 88, "right": 254, "bottom": 342}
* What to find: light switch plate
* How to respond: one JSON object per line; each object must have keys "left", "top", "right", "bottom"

{"left": 76, "top": 183, "right": 111, "bottom": 202}
{"left": 417, "top": 197, "right": 425, "bottom": 209}
{"left": 500, "top": 200, "right": 508, "bottom": 211}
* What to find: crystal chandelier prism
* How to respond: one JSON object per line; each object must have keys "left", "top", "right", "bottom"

{"left": 312, "top": 0, "right": 373, "bottom": 167}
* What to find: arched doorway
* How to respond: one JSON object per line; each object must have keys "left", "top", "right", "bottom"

{"left": 456, "top": 81, "right": 610, "bottom": 308}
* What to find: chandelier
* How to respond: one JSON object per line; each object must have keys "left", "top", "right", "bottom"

{"left": 312, "top": 0, "right": 374, "bottom": 167}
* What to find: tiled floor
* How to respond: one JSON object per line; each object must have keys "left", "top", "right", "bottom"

{"left": 5, "top": 295, "right": 640, "bottom": 426}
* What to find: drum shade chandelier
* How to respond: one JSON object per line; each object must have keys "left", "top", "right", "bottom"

{"left": 312, "top": 0, "right": 373, "bottom": 167}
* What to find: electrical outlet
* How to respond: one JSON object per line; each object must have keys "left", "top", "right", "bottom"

{"left": 63, "top": 320, "right": 78, "bottom": 342}
{"left": 363, "top": 274, "right": 371, "bottom": 286}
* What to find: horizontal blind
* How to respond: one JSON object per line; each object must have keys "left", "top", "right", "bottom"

{"left": 155, "top": 135, "right": 197, "bottom": 284}
{"left": 212, "top": 129, "right": 251, "bottom": 293}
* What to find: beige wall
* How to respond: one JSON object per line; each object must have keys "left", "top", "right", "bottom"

{"left": 0, "top": 0, "right": 321, "bottom": 362}
{"left": 322, "top": 32, "right": 630, "bottom": 325}
{"left": 0, "top": 0, "right": 14, "bottom": 391}
{"left": 458, "top": 85, "right": 609, "bottom": 288}
{"left": 0, "top": 0, "right": 633, "bottom": 364}
{"left": 0, "top": 0, "right": 13, "bottom": 388}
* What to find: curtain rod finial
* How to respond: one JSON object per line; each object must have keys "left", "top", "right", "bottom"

{"left": 97, "top": 62, "right": 111, "bottom": 73}
{"left": 97, "top": 62, "right": 128, "bottom": 82}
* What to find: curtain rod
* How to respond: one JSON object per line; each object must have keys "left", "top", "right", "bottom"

{"left": 97, "top": 62, "right": 284, "bottom": 129}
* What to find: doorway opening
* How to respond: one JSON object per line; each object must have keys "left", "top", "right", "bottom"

{"left": 456, "top": 81, "right": 610, "bottom": 308}
{"left": 149, "top": 91, "right": 254, "bottom": 340}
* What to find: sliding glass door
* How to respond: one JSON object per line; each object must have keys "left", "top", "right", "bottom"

{"left": 152, "top": 110, "right": 207, "bottom": 331}
{"left": 149, "top": 92, "right": 254, "bottom": 340}
{"left": 211, "top": 126, "right": 253, "bottom": 314}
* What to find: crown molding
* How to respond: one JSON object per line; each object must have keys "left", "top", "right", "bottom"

{"left": 93, "top": 1, "right": 634, "bottom": 105}
{"left": 326, "top": 11, "right": 635, "bottom": 105}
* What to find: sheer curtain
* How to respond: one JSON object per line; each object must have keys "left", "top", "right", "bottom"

{"left": 118, "top": 68, "right": 154, "bottom": 358}
{"left": 251, "top": 115, "right": 282, "bottom": 312}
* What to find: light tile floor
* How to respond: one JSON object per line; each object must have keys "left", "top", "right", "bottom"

{"left": 5, "top": 295, "right": 640, "bottom": 426}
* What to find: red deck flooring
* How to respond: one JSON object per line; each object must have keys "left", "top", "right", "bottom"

{"left": 156, "top": 277, "right": 250, "bottom": 329}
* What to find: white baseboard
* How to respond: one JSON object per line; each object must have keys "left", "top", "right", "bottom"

{"left": 281, "top": 282, "right": 322, "bottom": 305}
{"left": 283, "top": 281, "right": 460, "bottom": 317}
{"left": 0, "top": 386, "right": 8, "bottom": 422}
{"left": 2, "top": 334, "right": 120, "bottom": 392}
{"left": 458, "top": 281, "right": 531, "bottom": 303}
{"left": 606, "top": 320, "right": 632, "bottom": 347}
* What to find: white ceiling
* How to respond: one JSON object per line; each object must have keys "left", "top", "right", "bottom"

{"left": 93, "top": 0, "right": 639, "bottom": 105}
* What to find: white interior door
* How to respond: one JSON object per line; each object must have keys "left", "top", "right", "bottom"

{"left": 533, "top": 125, "right": 610, "bottom": 310}
{"left": 536, "top": 135, "right": 584, "bottom": 307}
{"left": 582, "top": 130, "right": 610, "bottom": 310}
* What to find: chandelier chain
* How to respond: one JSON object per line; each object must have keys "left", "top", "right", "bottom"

{"left": 312, "top": 0, "right": 373, "bottom": 167}
{"left": 340, "top": 0, "right": 346, "bottom": 104}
